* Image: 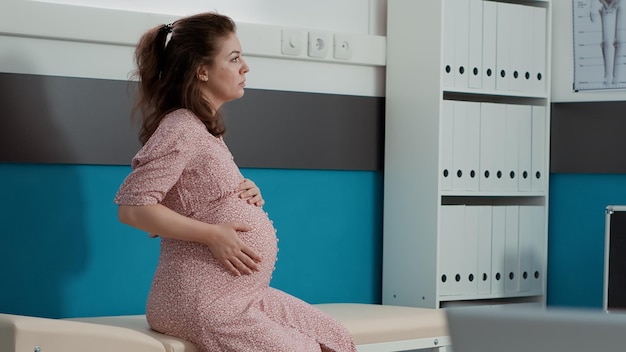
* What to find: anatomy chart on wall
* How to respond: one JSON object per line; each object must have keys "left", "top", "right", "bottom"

{"left": 573, "top": 0, "right": 626, "bottom": 91}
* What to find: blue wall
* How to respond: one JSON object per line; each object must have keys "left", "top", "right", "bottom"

{"left": 4, "top": 165, "right": 621, "bottom": 318}
{"left": 547, "top": 173, "right": 626, "bottom": 309}
{"left": 0, "top": 163, "right": 382, "bottom": 318}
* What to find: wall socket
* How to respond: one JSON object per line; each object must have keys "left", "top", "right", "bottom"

{"left": 281, "top": 29, "right": 306, "bottom": 56}
{"left": 333, "top": 34, "right": 353, "bottom": 60}
{"left": 308, "top": 31, "right": 330, "bottom": 58}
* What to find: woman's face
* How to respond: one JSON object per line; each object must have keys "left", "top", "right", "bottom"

{"left": 199, "top": 33, "right": 250, "bottom": 109}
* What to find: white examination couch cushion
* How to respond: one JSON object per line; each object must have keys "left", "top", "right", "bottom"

{"left": 0, "top": 313, "right": 166, "bottom": 352}
{"left": 74, "top": 303, "right": 448, "bottom": 351}
{"left": 315, "top": 303, "right": 448, "bottom": 345}
{"left": 71, "top": 315, "right": 197, "bottom": 352}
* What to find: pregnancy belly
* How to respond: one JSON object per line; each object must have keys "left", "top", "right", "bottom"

{"left": 201, "top": 198, "right": 277, "bottom": 255}
{"left": 159, "top": 196, "right": 278, "bottom": 274}
{"left": 151, "top": 210, "right": 278, "bottom": 303}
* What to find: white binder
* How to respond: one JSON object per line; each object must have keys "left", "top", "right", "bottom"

{"left": 452, "top": 101, "right": 468, "bottom": 191}
{"left": 496, "top": 2, "right": 511, "bottom": 92}
{"left": 480, "top": 103, "right": 507, "bottom": 192}
{"left": 521, "top": 5, "right": 535, "bottom": 92}
{"left": 461, "top": 206, "right": 479, "bottom": 296}
{"left": 450, "top": 100, "right": 479, "bottom": 192}
{"left": 533, "top": 6, "right": 547, "bottom": 94}
{"left": 518, "top": 205, "right": 545, "bottom": 294}
{"left": 531, "top": 105, "right": 546, "bottom": 192}
{"left": 453, "top": 0, "right": 470, "bottom": 89}
{"left": 504, "top": 205, "right": 520, "bottom": 294}
{"left": 508, "top": 3, "right": 524, "bottom": 92}
{"left": 440, "top": 100, "right": 454, "bottom": 191}
{"left": 504, "top": 104, "right": 520, "bottom": 192}
{"left": 517, "top": 105, "right": 532, "bottom": 192}
{"left": 466, "top": 102, "right": 481, "bottom": 191}
{"left": 491, "top": 206, "right": 506, "bottom": 295}
{"left": 531, "top": 205, "right": 545, "bottom": 293}
{"left": 439, "top": 205, "right": 454, "bottom": 296}
{"left": 518, "top": 205, "right": 533, "bottom": 293}
{"left": 482, "top": 0, "right": 497, "bottom": 91}
{"left": 439, "top": 205, "right": 465, "bottom": 296}
{"left": 468, "top": 0, "right": 484, "bottom": 89}
{"left": 441, "top": 0, "right": 456, "bottom": 88}
{"left": 477, "top": 205, "right": 493, "bottom": 295}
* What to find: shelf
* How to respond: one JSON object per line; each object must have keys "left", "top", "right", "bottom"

{"left": 441, "top": 195, "right": 546, "bottom": 206}
{"left": 443, "top": 91, "right": 548, "bottom": 105}
{"left": 440, "top": 291, "right": 544, "bottom": 302}
{"left": 439, "top": 295, "right": 544, "bottom": 308}
{"left": 383, "top": 0, "right": 551, "bottom": 310}
{"left": 443, "top": 88, "right": 549, "bottom": 100}
{"left": 440, "top": 191, "right": 547, "bottom": 197}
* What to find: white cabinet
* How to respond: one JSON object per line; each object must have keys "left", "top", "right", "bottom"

{"left": 382, "top": 0, "right": 551, "bottom": 309}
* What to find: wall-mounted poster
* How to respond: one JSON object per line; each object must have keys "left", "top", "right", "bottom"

{"left": 572, "top": 0, "right": 626, "bottom": 91}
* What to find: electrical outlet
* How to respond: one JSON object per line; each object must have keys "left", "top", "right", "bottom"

{"left": 281, "top": 29, "right": 306, "bottom": 56}
{"left": 308, "top": 31, "right": 330, "bottom": 58}
{"left": 333, "top": 34, "right": 353, "bottom": 60}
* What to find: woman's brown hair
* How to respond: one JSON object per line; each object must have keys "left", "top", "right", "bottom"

{"left": 132, "top": 12, "right": 236, "bottom": 145}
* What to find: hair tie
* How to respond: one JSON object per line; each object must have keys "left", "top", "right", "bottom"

{"left": 160, "top": 23, "right": 173, "bottom": 34}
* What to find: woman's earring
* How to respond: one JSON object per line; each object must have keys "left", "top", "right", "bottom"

{"left": 199, "top": 75, "right": 208, "bottom": 81}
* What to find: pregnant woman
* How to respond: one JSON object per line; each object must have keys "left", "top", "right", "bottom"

{"left": 114, "top": 12, "right": 356, "bottom": 352}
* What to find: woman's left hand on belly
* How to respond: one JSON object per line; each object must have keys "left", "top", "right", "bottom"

{"left": 237, "top": 178, "right": 265, "bottom": 207}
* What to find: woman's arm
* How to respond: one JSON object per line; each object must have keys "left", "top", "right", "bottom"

{"left": 118, "top": 204, "right": 262, "bottom": 276}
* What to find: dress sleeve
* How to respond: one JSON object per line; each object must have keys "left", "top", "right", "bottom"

{"left": 114, "top": 111, "right": 200, "bottom": 206}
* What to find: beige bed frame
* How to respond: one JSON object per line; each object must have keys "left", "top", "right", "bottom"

{"left": 0, "top": 303, "right": 450, "bottom": 352}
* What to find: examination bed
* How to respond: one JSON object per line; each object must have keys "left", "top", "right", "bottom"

{"left": 0, "top": 303, "right": 450, "bottom": 352}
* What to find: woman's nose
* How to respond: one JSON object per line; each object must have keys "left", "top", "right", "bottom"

{"left": 242, "top": 58, "right": 250, "bottom": 73}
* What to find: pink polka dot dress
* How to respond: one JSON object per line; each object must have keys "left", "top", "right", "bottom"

{"left": 114, "top": 109, "right": 356, "bottom": 352}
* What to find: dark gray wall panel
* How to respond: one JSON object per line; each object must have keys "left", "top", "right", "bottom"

{"left": 551, "top": 101, "right": 626, "bottom": 174}
{"left": 223, "top": 89, "right": 384, "bottom": 170}
{"left": 0, "top": 73, "right": 141, "bottom": 165}
{"left": 0, "top": 72, "right": 384, "bottom": 170}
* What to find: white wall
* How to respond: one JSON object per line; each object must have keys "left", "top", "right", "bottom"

{"left": 551, "top": 0, "right": 626, "bottom": 102}
{"left": 9, "top": 0, "right": 626, "bottom": 100}
{"left": 31, "top": 0, "right": 388, "bottom": 35}
{"left": 0, "top": 0, "right": 387, "bottom": 96}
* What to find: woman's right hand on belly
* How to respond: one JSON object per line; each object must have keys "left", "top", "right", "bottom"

{"left": 207, "top": 222, "right": 263, "bottom": 276}
{"left": 118, "top": 204, "right": 262, "bottom": 277}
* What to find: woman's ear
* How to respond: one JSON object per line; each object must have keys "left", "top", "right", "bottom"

{"left": 197, "top": 66, "right": 209, "bottom": 81}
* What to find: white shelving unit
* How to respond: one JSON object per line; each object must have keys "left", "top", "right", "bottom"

{"left": 382, "top": 0, "right": 552, "bottom": 309}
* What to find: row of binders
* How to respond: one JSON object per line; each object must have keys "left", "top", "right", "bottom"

{"left": 438, "top": 205, "right": 544, "bottom": 298}
{"left": 442, "top": 0, "right": 547, "bottom": 94}
{"left": 440, "top": 100, "right": 546, "bottom": 193}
